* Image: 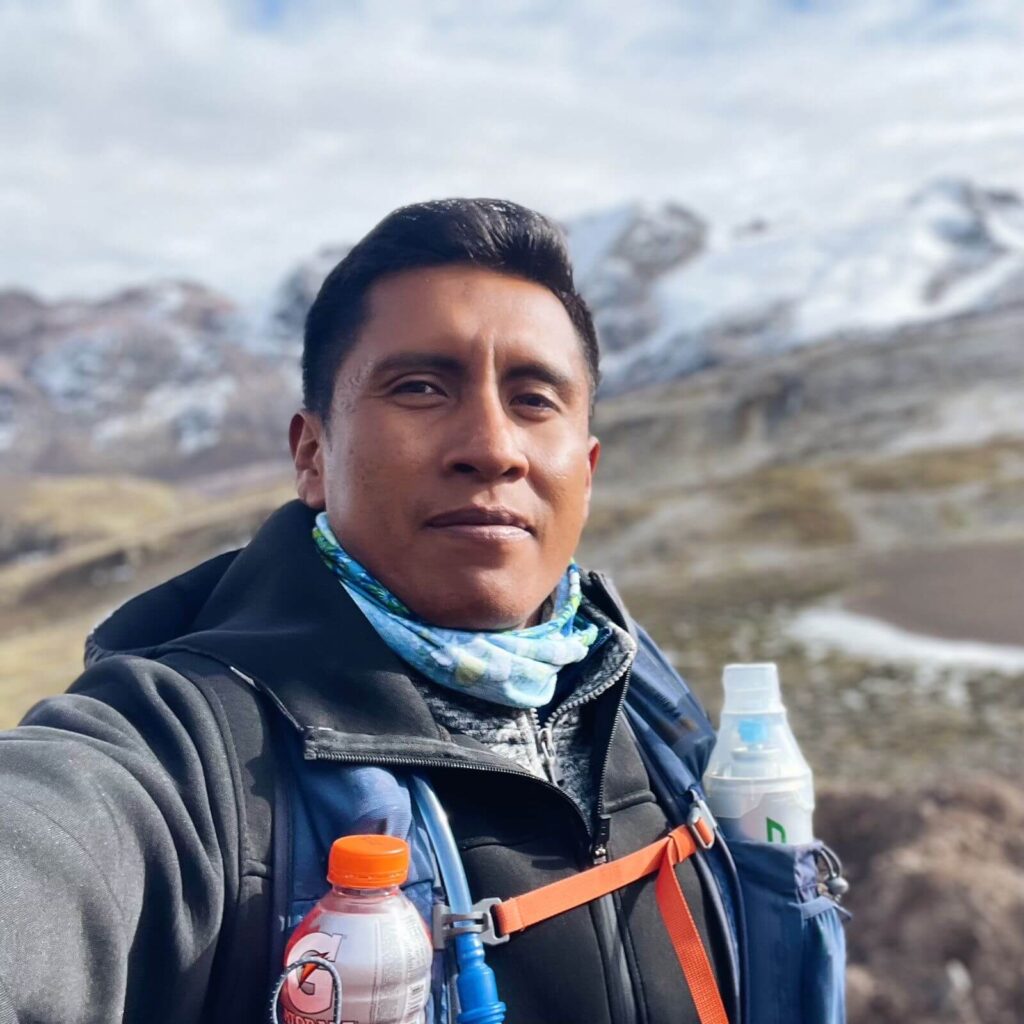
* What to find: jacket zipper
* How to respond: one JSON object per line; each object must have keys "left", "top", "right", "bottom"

{"left": 530, "top": 708, "right": 563, "bottom": 787}
{"left": 527, "top": 635, "right": 632, "bottom": 861}
{"left": 592, "top": 665, "right": 632, "bottom": 861}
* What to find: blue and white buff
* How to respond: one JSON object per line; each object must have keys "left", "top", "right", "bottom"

{"left": 312, "top": 511, "right": 599, "bottom": 709}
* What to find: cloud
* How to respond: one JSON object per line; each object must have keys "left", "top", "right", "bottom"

{"left": 2, "top": 0, "right": 1023, "bottom": 303}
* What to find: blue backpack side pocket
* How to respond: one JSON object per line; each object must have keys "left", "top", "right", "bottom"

{"left": 729, "top": 839, "right": 848, "bottom": 1024}
{"left": 623, "top": 626, "right": 850, "bottom": 1024}
{"left": 281, "top": 743, "right": 450, "bottom": 1023}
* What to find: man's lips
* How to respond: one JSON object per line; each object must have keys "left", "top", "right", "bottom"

{"left": 425, "top": 506, "right": 534, "bottom": 537}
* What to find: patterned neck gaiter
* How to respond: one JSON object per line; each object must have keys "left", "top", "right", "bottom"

{"left": 312, "top": 512, "right": 599, "bottom": 709}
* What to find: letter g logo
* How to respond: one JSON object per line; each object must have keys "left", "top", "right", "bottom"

{"left": 284, "top": 931, "right": 343, "bottom": 1015}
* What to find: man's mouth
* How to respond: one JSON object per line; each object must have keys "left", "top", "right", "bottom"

{"left": 425, "top": 506, "right": 534, "bottom": 540}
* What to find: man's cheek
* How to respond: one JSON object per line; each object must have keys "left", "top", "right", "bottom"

{"left": 540, "top": 459, "right": 592, "bottom": 499}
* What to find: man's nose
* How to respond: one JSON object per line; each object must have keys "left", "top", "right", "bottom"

{"left": 442, "top": 391, "right": 529, "bottom": 482}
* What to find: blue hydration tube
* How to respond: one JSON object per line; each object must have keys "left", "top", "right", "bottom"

{"left": 410, "top": 775, "right": 506, "bottom": 1024}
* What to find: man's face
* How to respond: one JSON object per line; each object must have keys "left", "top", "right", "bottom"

{"left": 290, "top": 265, "right": 600, "bottom": 630}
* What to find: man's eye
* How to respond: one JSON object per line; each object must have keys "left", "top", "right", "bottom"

{"left": 514, "top": 392, "right": 557, "bottom": 410}
{"left": 392, "top": 380, "right": 443, "bottom": 396}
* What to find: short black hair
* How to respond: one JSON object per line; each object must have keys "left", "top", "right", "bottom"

{"left": 302, "top": 198, "right": 600, "bottom": 419}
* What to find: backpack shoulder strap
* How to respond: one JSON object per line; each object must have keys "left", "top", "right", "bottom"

{"left": 583, "top": 584, "right": 744, "bottom": 1021}
{"left": 158, "top": 649, "right": 288, "bottom": 1021}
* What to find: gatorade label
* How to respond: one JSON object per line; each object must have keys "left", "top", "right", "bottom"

{"left": 282, "top": 900, "right": 431, "bottom": 1024}
{"left": 283, "top": 931, "right": 344, "bottom": 1022}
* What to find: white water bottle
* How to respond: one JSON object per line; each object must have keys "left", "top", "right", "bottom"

{"left": 703, "top": 663, "right": 815, "bottom": 845}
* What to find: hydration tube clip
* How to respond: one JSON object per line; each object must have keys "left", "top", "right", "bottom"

{"left": 431, "top": 896, "right": 510, "bottom": 951}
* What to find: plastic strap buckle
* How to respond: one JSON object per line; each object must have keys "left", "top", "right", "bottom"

{"left": 686, "top": 789, "right": 718, "bottom": 850}
{"left": 431, "top": 897, "right": 509, "bottom": 950}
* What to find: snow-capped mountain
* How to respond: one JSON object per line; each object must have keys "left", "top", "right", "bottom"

{"left": 1, "top": 178, "right": 1022, "bottom": 478}
{"left": 569, "top": 202, "right": 706, "bottom": 356}
{"left": 588, "top": 180, "right": 1024, "bottom": 393}
{"left": 0, "top": 280, "right": 299, "bottom": 477}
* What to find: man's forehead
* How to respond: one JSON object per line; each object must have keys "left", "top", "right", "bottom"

{"left": 351, "top": 265, "right": 587, "bottom": 372}
{"left": 363, "top": 264, "right": 576, "bottom": 334}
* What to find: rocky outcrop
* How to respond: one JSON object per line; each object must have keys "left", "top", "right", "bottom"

{"left": 817, "top": 774, "right": 1024, "bottom": 1024}
{"left": 567, "top": 202, "right": 707, "bottom": 356}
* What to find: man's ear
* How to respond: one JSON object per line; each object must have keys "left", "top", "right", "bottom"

{"left": 290, "top": 410, "right": 327, "bottom": 509}
{"left": 583, "top": 435, "right": 601, "bottom": 518}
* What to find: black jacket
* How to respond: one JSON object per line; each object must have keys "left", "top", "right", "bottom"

{"left": 0, "top": 501, "right": 728, "bottom": 1023}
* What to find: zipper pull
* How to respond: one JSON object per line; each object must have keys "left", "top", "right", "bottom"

{"left": 591, "top": 816, "right": 611, "bottom": 864}
{"left": 537, "top": 724, "right": 563, "bottom": 788}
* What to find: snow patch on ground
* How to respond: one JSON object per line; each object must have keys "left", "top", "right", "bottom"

{"left": 789, "top": 605, "right": 1024, "bottom": 674}
{"left": 884, "top": 389, "right": 1024, "bottom": 455}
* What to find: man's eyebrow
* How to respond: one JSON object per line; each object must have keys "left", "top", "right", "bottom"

{"left": 503, "top": 361, "right": 578, "bottom": 394}
{"left": 368, "top": 352, "right": 465, "bottom": 378}
{"left": 367, "top": 352, "right": 579, "bottom": 393}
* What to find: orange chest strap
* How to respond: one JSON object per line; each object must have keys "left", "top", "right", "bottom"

{"left": 491, "top": 821, "right": 729, "bottom": 1024}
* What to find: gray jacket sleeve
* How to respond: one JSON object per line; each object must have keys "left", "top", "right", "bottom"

{"left": 0, "top": 655, "right": 240, "bottom": 1024}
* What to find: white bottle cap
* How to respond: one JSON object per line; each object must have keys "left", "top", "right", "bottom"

{"left": 721, "top": 663, "right": 784, "bottom": 714}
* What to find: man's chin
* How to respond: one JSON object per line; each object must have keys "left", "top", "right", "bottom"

{"left": 407, "top": 586, "right": 549, "bottom": 632}
{"left": 385, "top": 559, "right": 564, "bottom": 631}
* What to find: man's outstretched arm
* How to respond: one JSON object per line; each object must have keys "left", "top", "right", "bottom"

{"left": 0, "top": 656, "right": 239, "bottom": 1024}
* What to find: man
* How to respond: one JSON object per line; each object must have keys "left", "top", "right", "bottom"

{"left": 0, "top": 199, "right": 733, "bottom": 1023}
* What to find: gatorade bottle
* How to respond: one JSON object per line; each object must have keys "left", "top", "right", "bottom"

{"left": 702, "top": 663, "right": 815, "bottom": 845}
{"left": 279, "top": 834, "right": 433, "bottom": 1024}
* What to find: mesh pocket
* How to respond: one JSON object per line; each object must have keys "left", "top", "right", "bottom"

{"left": 729, "top": 838, "right": 848, "bottom": 1024}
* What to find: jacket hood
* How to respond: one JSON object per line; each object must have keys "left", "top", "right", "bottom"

{"left": 86, "top": 548, "right": 238, "bottom": 667}
{"left": 87, "top": 500, "right": 324, "bottom": 667}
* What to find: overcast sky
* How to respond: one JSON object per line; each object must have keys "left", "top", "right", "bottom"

{"left": 2, "top": 0, "right": 1023, "bottom": 304}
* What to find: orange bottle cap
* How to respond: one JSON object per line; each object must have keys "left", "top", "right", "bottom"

{"left": 328, "top": 834, "right": 410, "bottom": 889}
